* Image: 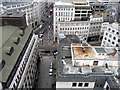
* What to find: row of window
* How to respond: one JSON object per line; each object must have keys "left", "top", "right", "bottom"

{"left": 89, "top": 29, "right": 100, "bottom": 32}
{"left": 103, "top": 41, "right": 119, "bottom": 47}
{"left": 56, "top": 17, "right": 72, "bottom": 21}
{"left": 75, "top": 11, "right": 92, "bottom": 13}
{"left": 75, "top": 7, "right": 91, "bottom": 10}
{"left": 7, "top": 3, "right": 32, "bottom": 9}
{"left": 56, "top": 12, "right": 73, "bottom": 16}
{"left": 60, "top": 23, "right": 89, "bottom": 26}
{"left": 108, "top": 28, "right": 119, "bottom": 35}
{"left": 72, "top": 82, "right": 89, "bottom": 87}
{"left": 59, "top": 31, "right": 88, "bottom": 36}
{"left": 105, "top": 33, "right": 117, "bottom": 40}
{"left": 75, "top": 14, "right": 87, "bottom": 16}
{"left": 91, "top": 26, "right": 101, "bottom": 29}
{"left": 56, "top": 8, "right": 73, "bottom": 11}
{"left": 60, "top": 27, "right": 89, "bottom": 30}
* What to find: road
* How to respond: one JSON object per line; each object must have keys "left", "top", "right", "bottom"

{"left": 36, "top": 55, "right": 56, "bottom": 88}
{"left": 33, "top": 4, "right": 57, "bottom": 89}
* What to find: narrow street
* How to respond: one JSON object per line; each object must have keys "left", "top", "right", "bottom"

{"left": 36, "top": 55, "right": 56, "bottom": 88}
{"left": 33, "top": 4, "right": 57, "bottom": 89}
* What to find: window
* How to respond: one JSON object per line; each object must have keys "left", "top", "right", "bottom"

{"left": 116, "top": 32, "right": 119, "bottom": 35}
{"left": 84, "top": 83, "right": 89, "bottom": 87}
{"left": 108, "top": 39, "right": 110, "bottom": 42}
{"left": 104, "top": 41, "right": 106, "bottom": 44}
{"left": 107, "top": 43, "right": 109, "bottom": 46}
{"left": 72, "top": 83, "right": 77, "bottom": 87}
{"left": 109, "top": 34, "right": 112, "bottom": 38}
{"left": 116, "top": 44, "right": 119, "bottom": 47}
{"left": 106, "top": 32, "right": 108, "bottom": 36}
{"left": 112, "top": 42, "right": 114, "bottom": 44}
{"left": 118, "top": 39, "right": 120, "bottom": 42}
{"left": 93, "top": 61, "right": 98, "bottom": 65}
{"left": 4, "top": 20, "right": 8, "bottom": 25}
{"left": 113, "top": 37, "right": 116, "bottom": 40}
{"left": 78, "top": 83, "right": 83, "bottom": 87}
{"left": 112, "top": 30, "right": 115, "bottom": 32}
{"left": 108, "top": 28, "right": 111, "bottom": 31}
{"left": 56, "top": 12, "right": 57, "bottom": 16}
{"left": 105, "top": 37, "right": 107, "bottom": 40}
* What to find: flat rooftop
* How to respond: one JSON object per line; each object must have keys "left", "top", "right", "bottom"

{"left": 71, "top": 44, "right": 119, "bottom": 60}
{"left": 57, "top": 43, "right": 120, "bottom": 88}
{"left": 0, "top": 11, "right": 25, "bottom": 18}
{"left": 55, "top": 2, "right": 74, "bottom": 6}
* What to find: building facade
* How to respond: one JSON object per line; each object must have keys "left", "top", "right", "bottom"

{"left": 0, "top": 11, "right": 27, "bottom": 29}
{"left": 0, "top": 25, "right": 39, "bottom": 89}
{"left": 101, "top": 22, "right": 120, "bottom": 47}
{"left": 57, "top": 21, "right": 90, "bottom": 41}
{"left": 53, "top": 2, "right": 75, "bottom": 41}
{"left": 1, "top": 0, "right": 45, "bottom": 28}
{"left": 56, "top": 41, "right": 120, "bottom": 89}
{"left": 88, "top": 14, "right": 103, "bottom": 41}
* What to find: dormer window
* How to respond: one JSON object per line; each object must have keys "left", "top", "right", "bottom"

{"left": 0, "top": 60, "right": 6, "bottom": 71}
{"left": 13, "top": 37, "right": 20, "bottom": 45}
{"left": 5, "top": 47, "right": 14, "bottom": 56}
{"left": 19, "top": 30, "right": 25, "bottom": 36}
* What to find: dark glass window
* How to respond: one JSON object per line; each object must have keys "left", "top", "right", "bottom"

{"left": 78, "top": 83, "right": 83, "bottom": 87}
{"left": 72, "top": 83, "right": 77, "bottom": 87}
{"left": 113, "top": 37, "right": 116, "bottom": 40}
{"left": 93, "top": 61, "right": 98, "bottom": 65}
{"left": 84, "top": 83, "right": 89, "bottom": 87}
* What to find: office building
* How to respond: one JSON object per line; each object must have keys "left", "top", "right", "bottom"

{"left": 0, "top": 11, "right": 27, "bottom": 29}
{"left": 88, "top": 14, "right": 103, "bottom": 41}
{"left": 101, "top": 22, "right": 120, "bottom": 47}
{"left": 1, "top": 0, "right": 45, "bottom": 28}
{"left": 0, "top": 25, "right": 39, "bottom": 89}
{"left": 56, "top": 41, "right": 120, "bottom": 89}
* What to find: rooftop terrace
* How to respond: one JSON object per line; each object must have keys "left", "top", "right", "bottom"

{"left": 71, "top": 44, "right": 120, "bottom": 60}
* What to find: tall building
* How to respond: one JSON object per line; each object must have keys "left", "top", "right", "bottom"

{"left": 88, "top": 14, "right": 103, "bottom": 41}
{"left": 57, "top": 21, "right": 90, "bottom": 41}
{"left": 101, "top": 22, "right": 120, "bottom": 47}
{"left": 74, "top": 0, "right": 92, "bottom": 20}
{"left": 53, "top": 2, "right": 75, "bottom": 41}
{"left": 0, "top": 25, "right": 39, "bottom": 89}
{"left": 0, "top": 0, "right": 45, "bottom": 28}
{"left": 56, "top": 40, "right": 120, "bottom": 89}
{"left": 0, "top": 11, "right": 27, "bottom": 29}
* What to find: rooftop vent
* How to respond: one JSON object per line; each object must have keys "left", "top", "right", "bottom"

{"left": 0, "top": 60, "right": 5, "bottom": 71}
{"left": 19, "top": 30, "right": 24, "bottom": 36}
{"left": 4, "top": 47, "right": 14, "bottom": 56}
{"left": 13, "top": 37, "right": 20, "bottom": 45}
{"left": 7, "top": 12, "right": 12, "bottom": 15}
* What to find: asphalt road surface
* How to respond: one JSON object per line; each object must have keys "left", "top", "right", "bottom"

{"left": 36, "top": 55, "right": 56, "bottom": 88}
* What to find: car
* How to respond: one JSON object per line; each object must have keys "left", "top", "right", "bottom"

{"left": 49, "top": 68, "right": 53, "bottom": 76}
{"left": 49, "top": 72, "right": 53, "bottom": 76}
{"left": 50, "top": 62, "right": 53, "bottom": 69}
{"left": 39, "top": 34, "right": 43, "bottom": 38}
{"left": 41, "top": 32, "right": 44, "bottom": 34}
{"left": 49, "top": 25, "right": 50, "bottom": 28}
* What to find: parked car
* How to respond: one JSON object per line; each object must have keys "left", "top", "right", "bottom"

{"left": 49, "top": 68, "right": 53, "bottom": 76}
{"left": 50, "top": 62, "right": 53, "bottom": 69}
{"left": 39, "top": 34, "right": 43, "bottom": 38}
